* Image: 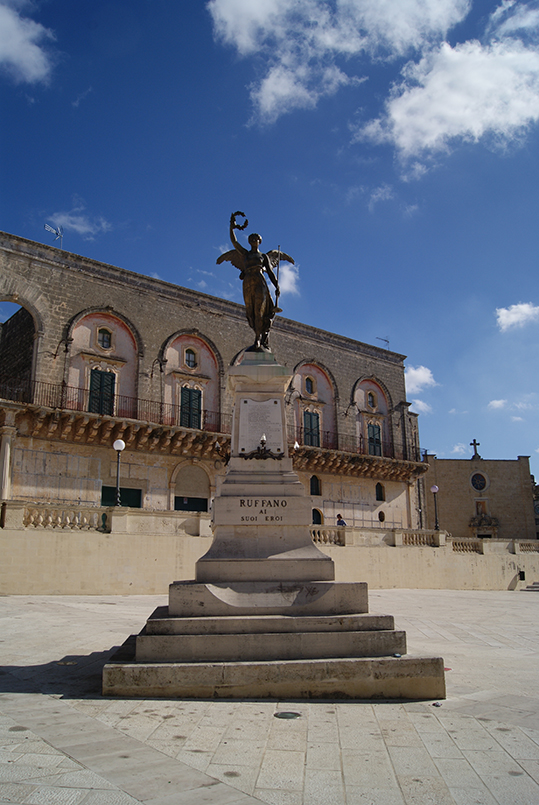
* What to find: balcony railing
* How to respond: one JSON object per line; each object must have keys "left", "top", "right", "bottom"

{"left": 288, "top": 425, "right": 420, "bottom": 462}
{"left": 0, "top": 378, "right": 420, "bottom": 460}
{"left": 0, "top": 379, "right": 231, "bottom": 434}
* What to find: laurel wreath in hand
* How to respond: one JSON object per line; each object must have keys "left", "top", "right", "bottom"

{"left": 231, "top": 211, "right": 249, "bottom": 230}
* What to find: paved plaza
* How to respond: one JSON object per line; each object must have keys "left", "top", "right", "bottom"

{"left": 1, "top": 589, "right": 538, "bottom": 805}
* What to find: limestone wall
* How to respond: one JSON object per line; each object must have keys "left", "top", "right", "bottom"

{"left": 1, "top": 505, "right": 538, "bottom": 594}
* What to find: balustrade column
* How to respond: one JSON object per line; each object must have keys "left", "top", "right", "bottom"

{"left": 0, "top": 424, "right": 17, "bottom": 500}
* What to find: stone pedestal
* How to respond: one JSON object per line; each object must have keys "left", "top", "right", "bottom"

{"left": 103, "top": 351, "right": 446, "bottom": 700}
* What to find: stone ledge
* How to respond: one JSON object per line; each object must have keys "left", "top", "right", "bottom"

{"left": 102, "top": 651, "right": 446, "bottom": 700}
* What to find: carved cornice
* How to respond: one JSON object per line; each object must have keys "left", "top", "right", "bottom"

{"left": 1, "top": 398, "right": 426, "bottom": 481}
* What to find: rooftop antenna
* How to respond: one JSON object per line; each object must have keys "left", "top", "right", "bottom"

{"left": 44, "top": 223, "right": 63, "bottom": 249}
{"left": 376, "top": 336, "right": 389, "bottom": 350}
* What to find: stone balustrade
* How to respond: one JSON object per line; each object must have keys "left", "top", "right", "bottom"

{"left": 310, "top": 527, "right": 345, "bottom": 546}
{"left": 393, "top": 529, "right": 447, "bottom": 547}
{"left": 452, "top": 540, "right": 483, "bottom": 553}
{"left": 22, "top": 506, "right": 106, "bottom": 530}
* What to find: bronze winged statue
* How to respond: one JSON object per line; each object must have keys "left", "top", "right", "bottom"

{"left": 217, "top": 211, "right": 294, "bottom": 351}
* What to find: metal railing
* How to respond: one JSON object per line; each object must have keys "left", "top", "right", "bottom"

{"left": 288, "top": 425, "right": 420, "bottom": 462}
{"left": 0, "top": 378, "right": 420, "bottom": 459}
{"left": 0, "top": 379, "right": 231, "bottom": 434}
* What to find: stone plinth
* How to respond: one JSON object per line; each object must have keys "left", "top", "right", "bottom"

{"left": 196, "top": 351, "right": 334, "bottom": 583}
{"left": 103, "top": 349, "right": 446, "bottom": 700}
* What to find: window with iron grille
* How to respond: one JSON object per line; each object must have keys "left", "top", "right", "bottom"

{"left": 303, "top": 410, "right": 320, "bottom": 447}
{"left": 89, "top": 368, "right": 115, "bottom": 415}
{"left": 368, "top": 423, "right": 382, "bottom": 456}
{"left": 180, "top": 386, "right": 201, "bottom": 429}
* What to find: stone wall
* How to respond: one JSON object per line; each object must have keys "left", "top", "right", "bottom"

{"left": 1, "top": 504, "right": 538, "bottom": 594}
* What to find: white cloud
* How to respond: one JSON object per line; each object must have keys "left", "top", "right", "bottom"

{"left": 410, "top": 399, "right": 432, "bottom": 414}
{"left": 451, "top": 442, "right": 468, "bottom": 455}
{"left": 488, "top": 399, "right": 507, "bottom": 409}
{"left": 72, "top": 86, "right": 92, "bottom": 108}
{"left": 358, "top": 37, "right": 539, "bottom": 159}
{"left": 491, "top": 1, "right": 539, "bottom": 36}
{"left": 49, "top": 203, "right": 112, "bottom": 241}
{"left": 278, "top": 261, "right": 300, "bottom": 295}
{"left": 368, "top": 183, "right": 394, "bottom": 212}
{"left": 0, "top": 2, "right": 55, "bottom": 84}
{"left": 511, "top": 415, "right": 524, "bottom": 421}
{"left": 209, "top": 0, "right": 470, "bottom": 123}
{"left": 496, "top": 302, "right": 539, "bottom": 331}
{"left": 405, "top": 364, "right": 437, "bottom": 394}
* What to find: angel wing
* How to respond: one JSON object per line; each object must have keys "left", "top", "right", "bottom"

{"left": 216, "top": 248, "right": 245, "bottom": 271}
{"left": 265, "top": 249, "right": 294, "bottom": 269}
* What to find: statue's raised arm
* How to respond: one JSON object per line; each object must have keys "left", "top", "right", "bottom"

{"left": 216, "top": 212, "right": 294, "bottom": 352}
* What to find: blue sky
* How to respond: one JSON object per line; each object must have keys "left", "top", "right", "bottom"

{"left": 2, "top": 0, "right": 539, "bottom": 478}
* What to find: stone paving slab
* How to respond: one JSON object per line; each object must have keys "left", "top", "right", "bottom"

{"left": 1, "top": 590, "right": 539, "bottom": 804}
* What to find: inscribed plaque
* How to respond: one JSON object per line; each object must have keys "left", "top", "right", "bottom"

{"left": 238, "top": 398, "right": 283, "bottom": 454}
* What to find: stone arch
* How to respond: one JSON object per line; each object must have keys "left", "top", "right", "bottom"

{"left": 352, "top": 376, "right": 394, "bottom": 457}
{"left": 159, "top": 329, "right": 224, "bottom": 378}
{"left": 170, "top": 461, "right": 212, "bottom": 512}
{"left": 65, "top": 307, "right": 144, "bottom": 358}
{"left": 160, "top": 330, "right": 223, "bottom": 430}
{"left": 65, "top": 309, "right": 141, "bottom": 413}
{"left": 350, "top": 375, "right": 393, "bottom": 411}
{"left": 289, "top": 359, "right": 339, "bottom": 449}
{"left": 0, "top": 294, "right": 44, "bottom": 397}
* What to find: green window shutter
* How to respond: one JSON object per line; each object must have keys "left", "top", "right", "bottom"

{"left": 180, "top": 387, "right": 202, "bottom": 429}
{"left": 89, "top": 369, "right": 115, "bottom": 416}
{"left": 304, "top": 410, "right": 320, "bottom": 447}
{"left": 368, "top": 423, "right": 382, "bottom": 456}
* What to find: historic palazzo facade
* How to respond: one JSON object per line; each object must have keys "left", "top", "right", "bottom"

{"left": 0, "top": 231, "right": 425, "bottom": 531}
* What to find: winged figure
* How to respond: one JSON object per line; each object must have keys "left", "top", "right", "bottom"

{"left": 217, "top": 211, "right": 294, "bottom": 351}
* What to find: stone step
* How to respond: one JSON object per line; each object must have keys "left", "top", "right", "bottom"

{"left": 102, "top": 652, "right": 446, "bottom": 700}
{"left": 135, "top": 626, "right": 406, "bottom": 662}
{"left": 522, "top": 581, "right": 539, "bottom": 591}
{"left": 145, "top": 607, "right": 395, "bottom": 635}
{"left": 169, "top": 580, "right": 368, "bottom": 616}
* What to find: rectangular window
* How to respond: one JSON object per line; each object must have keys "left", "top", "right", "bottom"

{"left": 180, "top": 386, "right": 201, "bottom": 429}
{"left": 89, "top": 369, "right": 115, "bottom": 415}
{"left": 368, "top": 423, "right": 382, "bottom": 456}
{"left": 101, "top": 486, "right": 142, "bottom": 508}
{"left": 303, "top": 410, "right": 320, "bottom": 447}
{"left": 174, "top": 496, "right": 208, "bottom": 512}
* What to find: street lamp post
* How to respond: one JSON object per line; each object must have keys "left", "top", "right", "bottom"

{"left": 113, "top": 439, "right": 125, "bottom": 506}
{"left": 430, "top": 484, "right": 439, "bottom": 531}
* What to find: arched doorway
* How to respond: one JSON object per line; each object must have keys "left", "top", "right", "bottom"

{"left": 174, "top": 464, "right": 210, "bottom": 512}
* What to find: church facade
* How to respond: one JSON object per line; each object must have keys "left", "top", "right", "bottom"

{"left": 0, "top": 231, "right": 425, "bottom": 533}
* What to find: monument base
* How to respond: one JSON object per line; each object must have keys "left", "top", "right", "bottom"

{"left": 102, "top": 349, "right": 445, "bottom": 700}
{"left": 102, "top": 651, "right": 446, "bottom": 700}
{"left": 102, "top": 578, "right": 446, "bottom": 700}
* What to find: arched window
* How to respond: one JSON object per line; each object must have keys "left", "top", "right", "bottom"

{"left": 185, "top": 348, "right": 197, "bottom": 369}
{"left": 310, "top": 475, "right": 322, "bottom": 496}
{"left": 312, "top": 509, "right": 323, "bottom": 525}
{"left": 305, "top": 377, "right": 314, "bottom": 395}
{"left": 376, "top": 482, "right": 385, "bottom": 501}
{"left": 97, "top": 328, "right": 112, "bottom": 349}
